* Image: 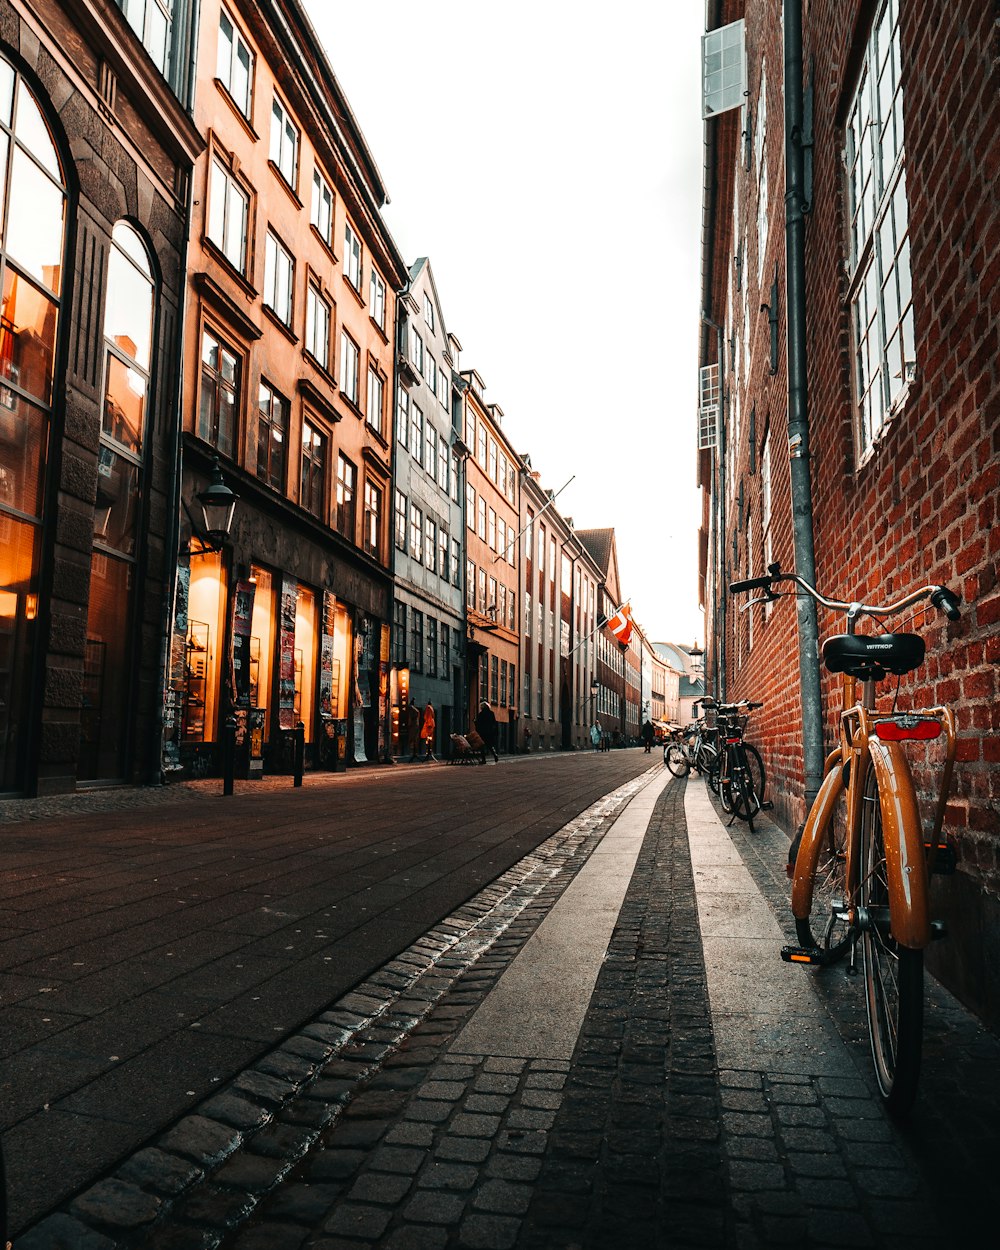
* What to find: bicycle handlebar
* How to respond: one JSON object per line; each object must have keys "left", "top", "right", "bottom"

{"left": 729, "top": 562, "right": 962, "bottom": 622}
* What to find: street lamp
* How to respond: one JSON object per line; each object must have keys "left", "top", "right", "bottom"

{"left": 193, "top": 457, "right": 239, "bottom": 550}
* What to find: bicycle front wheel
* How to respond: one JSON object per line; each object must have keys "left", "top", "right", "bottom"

{"left": 859, "top": 763, "right": 923, "bottom": 1115}
{"left": 729, "top": 746, "right": 761, "bottom": 828}
{"left": 664, "top": 743, "right": 690, "bottom": 778}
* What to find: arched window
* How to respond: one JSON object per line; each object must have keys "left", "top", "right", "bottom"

{"left": 94, "top": 222, "right": 156, "bottom": 555}
{"left": 82, "top": 222, "right": 157, "bottom": 781}
{"left": 0, "top": 55, "right": 67, "bottom": 520}
{"left": 0, "top": 54, "right": 67, "bottom": 790}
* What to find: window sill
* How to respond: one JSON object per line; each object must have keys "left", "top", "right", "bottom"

{"left": 201, "top": 239, "right": 258, "bottom": 304}
{"left": 298, "top": 375, "right": 340, "bottom": 423}
{"left": 268, "top": 160, "right": 303, "bottom": 210}
{"left": 369, "top": 317, "right": 389, "bottom": 344}
{"left": 214, "top": 79, "right": 259, "bottom": 143}
{"left": 310, "top": 225, "right": 338, "bottom": 266}
{"left": 262, "top": 304, "right": 299, "bottom": 344}
{"left": 342, "top": 273, "right": 366, "bottom": 308}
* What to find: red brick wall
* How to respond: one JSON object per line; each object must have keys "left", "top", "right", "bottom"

{"left": 706, "top": 0, "right": 1000, "bottom": 1023}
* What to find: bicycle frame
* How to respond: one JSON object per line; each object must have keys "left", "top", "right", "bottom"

{"left": 790, "top": 657, "right": 957, "bottom": 951}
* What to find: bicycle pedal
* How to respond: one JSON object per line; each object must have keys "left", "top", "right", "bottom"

{"left": 930, "top": 919, "right": 948, "bottom": 941}
{"left": 760, "top": 801, "right": 774, "bottom": 811}
{"left": 781, "top": 945, "right": 823, "bottom": 965}
{"left": 925, "top": 842, "right": 957, "bottom": 875}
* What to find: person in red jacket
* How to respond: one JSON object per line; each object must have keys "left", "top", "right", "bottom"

{"left": 420, "top": 701, "right": 437, "bottom": 761}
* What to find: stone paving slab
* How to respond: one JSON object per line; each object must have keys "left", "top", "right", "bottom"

{"left": 10, "top": 770, "right": 658, "bottom": 1247}
{"left": 7, "top": 765, "right": 1000, "bottom": 1248}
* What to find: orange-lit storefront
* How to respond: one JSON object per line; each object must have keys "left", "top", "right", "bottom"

{"left": 164, "top": 455, "right": 391, "bottom": 776}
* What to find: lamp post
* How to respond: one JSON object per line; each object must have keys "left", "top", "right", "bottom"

{"left": 192, "top": 457, "right": 239, "bottom": 550}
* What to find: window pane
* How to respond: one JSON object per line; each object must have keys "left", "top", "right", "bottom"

{"left": 94, "top": 443, "right": 139, "bottom": 556}
{"left": 104, "top": 237, "right": 154, "bottom": 370}
{"left": 14, "top": 80, "right": 60, "bottom": 179}
{"left": 5, "top": 148, "right": 65, "bottom": 294}
{"left": 0, "top": 393, "right": 46, "bottom": 517}
{"left": 1, "top": 267, "right": 57, "bottom": 404}
{"left": 102, "top": 353, "right": 146, "bottom": 454}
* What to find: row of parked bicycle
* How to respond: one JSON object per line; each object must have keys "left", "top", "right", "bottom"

{"left": 662, "top": 698, "right": 769, "bottom": 832}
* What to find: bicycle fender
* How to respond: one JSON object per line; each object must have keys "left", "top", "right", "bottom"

{"left": 868, "top": 739, "right": 931, "bottom": 950}
{"left": 791, "top": 763, "right": 844, "bottom": 922}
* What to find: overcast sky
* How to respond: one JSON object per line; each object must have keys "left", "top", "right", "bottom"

{"left": 302, "top": 1, "right": 706, "bottom": 647}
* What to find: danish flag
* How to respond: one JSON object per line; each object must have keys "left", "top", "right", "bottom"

{"left": 606, "top": 601, "right": 634, "bottom": 647}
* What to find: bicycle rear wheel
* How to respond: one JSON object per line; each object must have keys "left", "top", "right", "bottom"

{"left": 664, "top": 743, "right": 690, "bottom": 778}
{"left": 793, "top": 813, "right": 852, "bottom": 961}
{"left": 729, "top": 746, "right": 761, "bottom": 829}
{"left": 859, "top": 763, "right": 922, "bottom": 1114}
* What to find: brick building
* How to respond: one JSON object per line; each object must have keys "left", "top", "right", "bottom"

{"left": 0, "top": 0, "right": 200, "bottom": 795}
{"left": 519, "top": 469, "right": 601, "bottom": 752}
{"left": 578, "top": 528, "right": 627, "bottom": 747}
{"left": 698, "top": 0, "right": 1000, "bottom": 1025}
{"left": 459, "top": 369, "right": 519, "bottom": 751}
{"left": 167, "top": 0, "right": 407, "bottom": 775}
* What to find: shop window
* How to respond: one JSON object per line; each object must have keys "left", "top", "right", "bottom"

{"left": 0, "top": 59, "right": 66, "bottom": 788}
{"left": 249, "top": 565, "right": 275, "bottom": 738}
{"left": 294, "top": 584, "right": 317, "bottom": 739}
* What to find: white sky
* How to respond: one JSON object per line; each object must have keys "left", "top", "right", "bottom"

{"left": 302, "top": 1, "right": 706, "bottom": 647}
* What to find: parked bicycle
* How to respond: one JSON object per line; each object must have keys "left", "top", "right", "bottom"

{"left": 730, "top": 562, "right": 961, "bottom": 1114}
{"left": 701, "top": 697, "right": 767, "bottom": 832}
{"left": 663, "top": 717, "right": 719, "bottom": 780}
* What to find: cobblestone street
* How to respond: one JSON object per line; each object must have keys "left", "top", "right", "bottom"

{"left": 4, "top": 756, "right": 999, "bottom": 1248}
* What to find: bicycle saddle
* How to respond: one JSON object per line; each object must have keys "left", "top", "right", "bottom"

{"left": 822, "top": 633, "right": 926, "bottom": 680}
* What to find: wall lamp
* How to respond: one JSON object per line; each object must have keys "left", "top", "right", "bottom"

{"left": 186, "top": 457, "right": 239, "bottom": 551}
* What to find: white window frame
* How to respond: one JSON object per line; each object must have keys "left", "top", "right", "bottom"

{"left": 264, "top": 229, "right": 293, "bottom": 325}
{"left": 366, "top": 367, "right": 384, "bottom": 436}
{"left": 340, "top": 331, "right": 360, "bottom": 406}
{"left": 208, "top": 156, "right": 249, "bottom": 274}
{"left": 844, "top": 0, "right": 914, "bottom": 460}
{"left": 344, "top": 221, "right": 362, "bottom": 290}
{"left": 369, "top": 268, "right": 386, "bottom": 331}
{"left": 311, "top": 167, "right": 333, "bottom": 247}
{"left": 217, "top": 8, "right": 253, "bottom": 118}
{"left": 305, "top": 281, "right": 331, "bottom": 370}
{"left": 270, "top": 94, "right": 299, "bottom": 187}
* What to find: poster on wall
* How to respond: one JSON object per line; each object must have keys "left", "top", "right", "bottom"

{"left": 351, "top": 622, "right": 368, "bottom": 763}
{"left": 231, "top": 580, "right": 255, "bottom": 709}
{"left": 320, "top": 591, "right": 337, "bottom": 718}
{"left": 278, "top": 579, "right": 297, "bottom": 729}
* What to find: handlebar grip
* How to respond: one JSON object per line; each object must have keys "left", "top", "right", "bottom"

{"left": 930, "top": 586, "right": 962, "bottom": 621}
{"left": 748, "top": 701, "right": 764, "bottom": 709}
{"left": 729, "top": 575, "right": 773, "bottom": 594}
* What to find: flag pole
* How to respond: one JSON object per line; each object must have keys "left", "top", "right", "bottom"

{"left": 566, "top": 599, "right": 631, "bottom": 658}
{"left": 493, "top": 475, "right": 575, "bottom": 563}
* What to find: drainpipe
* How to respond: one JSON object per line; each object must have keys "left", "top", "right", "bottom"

{"left": 783, "top": 0, "right": 824, "bottom": 807}
{"left": 702, "top": 314, "right": 727, "bottom": 704}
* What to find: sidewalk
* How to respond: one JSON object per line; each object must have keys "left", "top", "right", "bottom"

{"left": 10, "top": 768, "right": 1000, "bottom": 1248}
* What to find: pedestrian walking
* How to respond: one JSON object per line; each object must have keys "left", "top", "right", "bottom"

{"left": 475, "top": 700, "right": 500, "bottom": 763}
{"left": 420, "top": 701, "right": 436, "bottom": 761}
{"left": 405, "top": 699, "right": 422, "bottom": 761}
{"left": 590, "top": 723, "right": 601, "bottom": 751}
{"left": 641, "top": 719, "right": 655, "bottom": 753}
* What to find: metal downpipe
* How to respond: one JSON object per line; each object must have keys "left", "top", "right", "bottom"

{"left": 783, "top": 0, "right": 824, "bottom": 807}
